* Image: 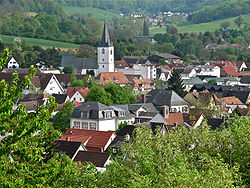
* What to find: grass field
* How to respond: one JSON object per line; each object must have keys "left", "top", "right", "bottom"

{"left": 63, "top": 6, "right": 123, "bottom": 21}
{"left": 1, "top": 35, "right": 80, "bottom": 48}
{"left": 150, "top": 14, "right": 250, "bottom": 34}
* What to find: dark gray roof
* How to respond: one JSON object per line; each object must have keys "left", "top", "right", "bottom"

{"left": 73, "top": 151, "right": 110, "bottom": 167}
{"left": 155, "top": 54, "right": 181, "bottom": 59}
{"left": 146, "top": 89, "right": 188, "bottom": 107}
{"left": 99, "top": 22, "right": 113, "bottom": 47}
{"left": 82, "top": 58, "right": 98, "bottom": 69}
{"left": 71, "top": 101, "right": 113, "bottom": 120}
{"left": 60, "top": 55, "right": 84, "bottom": 74}
{"left": 222, "top": 90, "right": 249, "bottom": 104}
{"left": 52, "top": 94, "right": 68, "bottom": 104}
{"left": 128, "top": 103, "right": 158, "bottom": 113}
{"left": 150, "top": 114, "right": 168, "bottom": 124}
{"left": 55, "top": 140, "right": 82, "bottom": 159}
{"left": 240, "top": 76, "right": 250, "bottom": 84}
{"left": 207, "top": 118, "right": 224, "bottom": 130}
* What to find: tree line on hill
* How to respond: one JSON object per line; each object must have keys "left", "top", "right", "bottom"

{"left": 0, "top": 0, "right": 65, "bottom": 16}
{"left": 188, "top": 0, "right": 250, "bottom": 24}
{"left": 54, "top": 0, "right": 229, "bottom": 14}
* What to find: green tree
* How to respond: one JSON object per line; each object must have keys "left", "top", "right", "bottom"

{"left": 63, "top": 66, "right": 74, "bottom": 74}
{"left": 85, "top": 17, "right": 102, "bottom": 44}
{"left": 70, "top": 72, "right": 84, "bottom": 87}
{"left": 167, "top": 69, "right": 185, "bottom": 97}
{"left": 0, "top": 49, "right": 97, "bottom": 186}
{"left": 234, "top": 16, "right": 245, "bottom": 28}
{"left": 77, "top": 44, "right": 96, "bottom": 58}
{"left": 82, "top": 75, "right": 98, "bottom": 88}
{"left": 52, "top": 101, "right": 75, "bottom": 133}
{"left": 85, "top": 86, "right": 112, "bottom": 105}
{"left": 99, "top": 119, "right": 246, "bottom": 187}
{"left": 143, "top": 19, "right": 149, "bottom": 36}
{"left": 157, "top": 43, "right": 174, "bottom": 54}
{"left": 104, "top": 84, "right": 136, "bottom": 104}
{"left": 220, "top": 21, "right": 230, "bottom": 30}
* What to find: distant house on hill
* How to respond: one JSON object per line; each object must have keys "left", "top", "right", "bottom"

{"left": 6, "top": 56, "right": 19, "bottom": 69}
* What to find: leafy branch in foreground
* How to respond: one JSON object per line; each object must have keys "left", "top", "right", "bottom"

{"left": 0, "top": 48, "right": 97, "bottom": 187}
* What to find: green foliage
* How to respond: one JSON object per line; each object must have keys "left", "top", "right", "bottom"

{"left": 167, "top": 70, "right": 185, "bottom": 97}
{"left": 208, "top": 79, "right": 217, "bottom": 84}
{"left": 0, "top": 48, "right": 97, "bottom": 186}
{"left": 86, "top": 84, "right": 136, "bottom": 105}
{"left": 143, "top": 20, "right": 149, "bottom": 36}
{"left": 115, "top": 121, "right": 127, "bottom": 135}
{"left": 99, "top": 117, "right": 250, "bottom": 187}
{"left": 85, "top": 86, "right": 112, "bottom": 105}
{"left": 221, "top": 21, "right": 230, "bottom": 30}
{"left": 52, "top": 101, "right": 75, "bottom": 133}
{"left": 63, "top": 66, "right": 74, "bottom": 74}
{"left": 189, "top": 0, "right": 250, "bottom": 24}
{"left": 234, "top": 16, "right": 246, "bottom": 28}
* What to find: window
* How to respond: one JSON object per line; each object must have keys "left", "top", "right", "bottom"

{"left": 105, "top": 111, "right": 112, "bottom": 119}
{"left": 74, "top": 121, "right": 80, "bottom": 129}
{"left": 82, "top": 122, "right": 88, "bottom": 130}
{"left": 110, "top": 50, "right": 112, "bottom": 55}
{"left": 119, "top": 111, "right": 125, "bottom": 117}
{"left": 102, "top": 48, "right": 105, "bottom": 54}
{"left": 80, "top": 98, "right": 82, "bottom": 102}
{"left": 73, "top": 98, "right": 76, "bottom": 101}
{"left": 103, "top": 65, "right": 105, "bottom": 68}
{"left": 90, "top": 123, "right": 96, "bottom": 130}
{"left": 103, "top": 58, "right": 105, "bottom": 61}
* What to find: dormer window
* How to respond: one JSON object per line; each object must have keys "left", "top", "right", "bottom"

{"left": 119, "top": 111, "right": 125, "bottom": 117}
{"left": 102, "top": 48, "right": 105, "bottom": 54}
{"left": 104, "top": 111, "right": 112, "bottom": 119}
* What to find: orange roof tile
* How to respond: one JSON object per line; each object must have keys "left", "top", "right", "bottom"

{"left": 165, "top": 113, "right": 184, "bottom": 126}
{"left": 221, "top": 96, "right": 243, "bottom": 105}
{"left": 99, "top": 72, "right": 127, "bottom": 84}
{"left": 60, "top": 129, "right": 116, "bottom": 152}
{"left": 66, "top": 87, "right": 89, "bottom": 98}
{"left": 222, "top": 65, "right": 241, "bottom": 77}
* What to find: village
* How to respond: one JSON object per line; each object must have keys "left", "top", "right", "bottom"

{"left": 1, "top": 22, "right": 249, "bottom": 173}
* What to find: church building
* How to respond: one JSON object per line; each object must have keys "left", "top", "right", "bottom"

{"left": 60, "top": 22, "right": 115, "bottom": 75}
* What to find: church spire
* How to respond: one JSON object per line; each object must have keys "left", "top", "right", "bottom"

{"left": 99, "top": 21, "right": 113, "bottom": 47}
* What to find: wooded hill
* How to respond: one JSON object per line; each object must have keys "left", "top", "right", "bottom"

{"left": 54, "top": 0, "right": 230, "bottom": 14}
{"left": 189, "top": 0, "right": 250, "bottom": 23}
{"left": 0, "top": 0, "right": 65, "bottom": 16}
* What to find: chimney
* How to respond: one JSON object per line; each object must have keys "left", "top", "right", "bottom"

{"left": 143, "top": 94, "right": 146, "bottom": 103}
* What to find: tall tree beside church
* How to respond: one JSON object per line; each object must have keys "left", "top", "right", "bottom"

{"left": 143, "top": 19, "right": 149, "bottom": 36}
{"left": 167, "top": 69, "right": 185, "bottom": 97}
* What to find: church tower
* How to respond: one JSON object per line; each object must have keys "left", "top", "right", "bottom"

{"left": 98, "top": 22, "right": 114, "bottom": 73}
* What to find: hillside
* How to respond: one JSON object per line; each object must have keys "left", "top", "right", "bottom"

{"left": 1, "top": 34, "right": 79, "bottom": 49}
{"left": 150, "top": 14, "right": 250, "bottom": 34}
{"left": 189, "top": 0, "right": 250, "bottom": 23}
{"left": 55, "top": 0, "right": 229, "bottom": 14}
{"left": 63, "top": 6, "right": 123, "bottom": 20}
{"left": 0, "top": 0, "right": 65, "bottom": 16}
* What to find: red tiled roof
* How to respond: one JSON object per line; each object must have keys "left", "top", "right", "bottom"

{"left": 222, "top": 64, "right": 241, "bottom": 77}
{"left": 125, "top": 74, "right": 142, "bottom": 83}
{"left": 73, "top": 101, "right": 82, "bottom": 107}
{"left": 60, "top": 129, "right": 116, "bottom": 152}
{"left": 99, "top": 72, "right": 127, "bottom": 84}
{"left": 66, "top": 87, "right": 89, "bottom": 98}
{"left": 221, "top": 96, "right": 243, "bottom": 105}
{"left": 114, "top": 60, "right": 130, "bottom": 68}
{"left": 165, "top": 113, "right": 184, "bottom": 126}
{"left": 134, "top": 78, "right": 152, "bottom": 85}
{"left": 30, "top": 76, "right": 41, "bottom": 89}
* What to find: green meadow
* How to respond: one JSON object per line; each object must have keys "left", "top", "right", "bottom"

{"left": 63, "top": 6, "right": 123, "bottom": 21}
{"left": 1, "top": 35, "right": 79, "bottom": 48}
{"left": 150, "top": 14, "right": 250, "bottom": 34}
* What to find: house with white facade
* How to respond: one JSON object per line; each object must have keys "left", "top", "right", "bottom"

{"left": 70, "top": 101, "right": 134, "bottom": 131}
{"left": 40, "top": 74, "right": 64, "bottom": 95}
{"left": 6, "top": 56, "right": 19, "bottom": 69}
{"left": 196, "top": 66, "right": 220, "bottom": 78}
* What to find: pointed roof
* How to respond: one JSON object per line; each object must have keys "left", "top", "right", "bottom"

{"left": 99, "top": 22, "right": 113, "bottom": 47}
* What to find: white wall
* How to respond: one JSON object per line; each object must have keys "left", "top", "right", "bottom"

{"left": 70, "top": 91, "right": 85, "bottom": 103}
{"left": 44, "top": 76, "right": 64, "bottom": 95}
{"left": 197, "top": 66, "right": 220, "bottom": 78}
{"left": 98, "top": 46, "right": 114, "bottom": 73}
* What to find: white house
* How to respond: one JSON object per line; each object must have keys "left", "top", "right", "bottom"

{"left": 7, "top": 56, "right": 19, "bottom": 69}
{"left": 40, "top": 74, "right": 64, "bottom": 95}
{"left": 196, "top": 66, "right": 220, "bottom": 78}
